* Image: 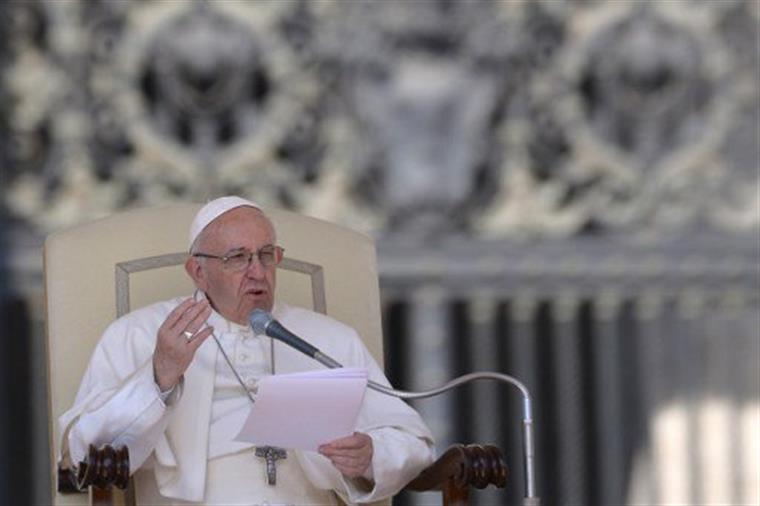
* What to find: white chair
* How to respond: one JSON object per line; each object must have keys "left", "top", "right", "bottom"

{"left": 44, "top": 203, "right": 505, "bottom": 506}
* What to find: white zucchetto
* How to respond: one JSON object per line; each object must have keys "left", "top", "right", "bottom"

{"left": 188, "top": 196, "right": 260, "bottom": 250}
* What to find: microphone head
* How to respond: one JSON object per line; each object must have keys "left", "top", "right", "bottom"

{"left": 249, "top": 309, "right": 273, "bottom": 335}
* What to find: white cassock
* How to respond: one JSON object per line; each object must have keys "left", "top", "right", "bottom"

{"left": 58, "top": 295, "right": 435, "bottom": 505}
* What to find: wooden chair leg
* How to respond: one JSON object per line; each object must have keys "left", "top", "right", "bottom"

{"left": 443, "top": 478, "right": 469, "bottom": 506}
{"left": 90, "top": 487, "right": 114, "bottom": 506}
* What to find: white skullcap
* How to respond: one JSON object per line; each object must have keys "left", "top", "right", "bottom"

{"left": 189, "top": 196, "right": 261, "bottom": 250}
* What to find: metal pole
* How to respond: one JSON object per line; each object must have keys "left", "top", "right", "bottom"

{"left": 315, "top": 352, "right": 541, "bottom": 504}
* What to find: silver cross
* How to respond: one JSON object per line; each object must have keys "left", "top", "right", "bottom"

{"left": 254, "top": 446, "right": 287, "bottom": 485}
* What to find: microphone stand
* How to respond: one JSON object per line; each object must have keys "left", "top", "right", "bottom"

{"left": 314, "top": 353, "right": 540, "bottom": 506}
{"left": 249, "top": 310, "right": 540, "bottom": 505}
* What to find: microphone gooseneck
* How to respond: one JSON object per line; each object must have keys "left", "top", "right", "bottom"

{"left": 249, "top": 309, "right": 540, "bottom": 504}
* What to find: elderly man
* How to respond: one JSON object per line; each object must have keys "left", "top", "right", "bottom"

{"left": 59, "top": 197, "right": 434, "bottom": 505}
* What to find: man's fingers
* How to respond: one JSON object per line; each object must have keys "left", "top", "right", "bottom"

{"left": 183, "top": 305, "right": 212, "bottom": 335}
{"left": 153, "top": 300, "right": 213, "bottom": 391}
{"left": 321, "top": 452, "right": 364, "bottom": 464}
{"left": 321, "top": 432, "right": 370, "bottom": 450}
{"left": 174, "top": 301, "right": 209, "bottom": 330}
{"left": 319, "top": 433, "right": 372, "bottom": 479}
{"left": 171, "top": 300, "right": 210, "bottom": 332}
{"left": 163, "top": 299, "right": 195, "bottom": 329}
{"left": 319, "top": 446, "right": 364, "bottom": 458}
{"left": 188, "top": 326, "right": 213, "bottom": 350}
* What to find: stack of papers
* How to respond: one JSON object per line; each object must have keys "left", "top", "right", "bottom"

{"left": 234, "top": 367, "right": 368, "bottom": 450}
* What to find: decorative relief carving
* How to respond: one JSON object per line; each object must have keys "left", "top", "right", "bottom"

{"left": 478, "top": 2, "right": 758, "bottom": 237}
{"left": 1, "top": 0, "right": 757, "bottom": 238}
{"left": 3, "top": 0, "right": 330, "bottom": 229}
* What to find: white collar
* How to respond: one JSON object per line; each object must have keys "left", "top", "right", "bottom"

{"left": 194, "top": 290, "right": 284, "bottom": 337}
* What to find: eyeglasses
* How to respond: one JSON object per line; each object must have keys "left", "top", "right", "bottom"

{"left": 193, "top": 245, "right": 284, "bottom": 272}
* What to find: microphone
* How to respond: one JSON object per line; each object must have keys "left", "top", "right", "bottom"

{"left": 249, "top": 309, "right": 342, "bottom": 368}
{"left": 248, "top": 308, "right": 540, "bottom": 505}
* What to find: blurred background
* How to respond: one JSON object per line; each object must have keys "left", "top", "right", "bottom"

{"left": 0, "top": 1, "right": 758, "bottom": 505}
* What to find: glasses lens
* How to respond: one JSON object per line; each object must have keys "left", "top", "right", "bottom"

{"left": 258, "top": 246, "right": 276, "bottom": 266}
{"left": 224, "top": 252, "right": 251, "bottom": 271}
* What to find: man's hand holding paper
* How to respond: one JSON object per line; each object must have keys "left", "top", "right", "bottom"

{"left": 318, "top": 431, "right": 374, "bottom": 480}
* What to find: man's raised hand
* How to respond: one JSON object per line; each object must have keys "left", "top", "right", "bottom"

{"left": 153, "top": 299, "right": 214, "bottom": 391}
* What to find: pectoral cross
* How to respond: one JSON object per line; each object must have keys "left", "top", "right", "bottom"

{"left": 255, "top": 446, "right": 287, "bottom": 485}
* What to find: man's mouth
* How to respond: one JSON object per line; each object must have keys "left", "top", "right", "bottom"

{"left": 245, "top": 288, "right": 266, "bottom": 297}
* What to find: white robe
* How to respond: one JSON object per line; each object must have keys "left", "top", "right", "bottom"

{"left": 58, "top": 297, "right": 435, "bottom": 504}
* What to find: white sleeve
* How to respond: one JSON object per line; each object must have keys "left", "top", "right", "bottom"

{"left": 58, "top": 319, "right": 181, "bottom": 474}
{"left": 295, "top": 425, "right": 434, "bottom": 505}
{"left": 65, "top": 362, "right": 180, "bottom": 473}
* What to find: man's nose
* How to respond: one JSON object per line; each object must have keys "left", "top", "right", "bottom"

{"left": 244, "top": 255, "right": 266, "bottom": 278}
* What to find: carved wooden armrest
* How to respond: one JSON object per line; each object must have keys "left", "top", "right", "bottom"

{"left": 58, "top": 444, "right": 130, "bottom": 492}
{"left": 57, "top": 443, "right": 506, "bottom": 506}
{"left": 404, "top": 444, "right": 507, "bottom": 505}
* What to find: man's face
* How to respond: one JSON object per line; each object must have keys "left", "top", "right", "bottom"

{"left": 185, "top": 207, "right": 277, "bottom": 324}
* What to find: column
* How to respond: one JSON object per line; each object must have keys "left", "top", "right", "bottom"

{"left": 592, "top": 291, "right": 625, "bottom": 506}
{"left": 553, "top": 292, "right": 588, "bottom": 506}
{"left": 406, "top": 286, "right": 455, "bottom": 506}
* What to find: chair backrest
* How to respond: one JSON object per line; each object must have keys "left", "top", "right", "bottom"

{"left": 44, "top": 203, "right": 386, "bottom": 505}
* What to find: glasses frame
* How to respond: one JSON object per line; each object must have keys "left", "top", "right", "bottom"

{"left": 192, "top": 245, "right": 285, "bottom": 272}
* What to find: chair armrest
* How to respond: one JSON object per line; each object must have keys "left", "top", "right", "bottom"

{"left": 57, "top": 444, "right": 130, "bottom": 492}
{"left": 58, "top": 443, "right": 508, "bottom": 506}
{"left": 404, "top": 444, "right": 507, "bottom": 505}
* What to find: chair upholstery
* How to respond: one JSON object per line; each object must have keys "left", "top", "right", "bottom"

{"left": 44, "top": 203, "right": 388, "bottom": 506}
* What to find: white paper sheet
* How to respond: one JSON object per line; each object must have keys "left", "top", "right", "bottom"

{"left": 234, "top": 367, "right": 368, "bottom": 450}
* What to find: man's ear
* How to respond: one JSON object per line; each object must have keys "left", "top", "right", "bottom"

{"left": 185, "top": 256, "right": 207, "bottom": 290}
